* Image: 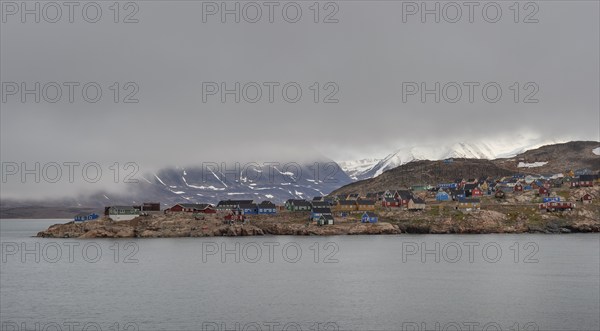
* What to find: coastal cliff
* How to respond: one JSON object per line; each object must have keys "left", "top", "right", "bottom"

{"left": 36, "top": 206, "right": 598, "bottom": 238}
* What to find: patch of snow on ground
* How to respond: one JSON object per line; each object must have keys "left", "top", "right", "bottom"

{"left": 593, "top": 147, "right": 600, "bottom": 155}
{"left": 265, "top": 194, "right": 274, "bottom": 198}
{"left": 518, "top": 161, "right": 548, "bottom": 168}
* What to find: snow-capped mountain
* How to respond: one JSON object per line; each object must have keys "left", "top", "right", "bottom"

{"left": 64, "top": 161, "right": 354, "bottom": 208}
{"left": 338, "top": 159, "right": 381, "bottom": 180}
{"left": 344, "top": 138, "right": 566, "bottom": 180}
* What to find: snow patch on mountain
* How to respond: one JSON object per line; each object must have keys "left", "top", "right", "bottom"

{"left": 518, "top": 161, "right": 548, "bottom": 168}
{"left": 593, "top": 147, "right": 600, "bottom": 156}
{"left": 338, "top": 158, "right": 381, "bottom": 180}
{"left": 346, "top": 137, "right": 565, "bottom": 180}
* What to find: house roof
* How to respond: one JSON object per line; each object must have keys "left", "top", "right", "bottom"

{"left": 337, "top": 200, "right": 356, "bottom": 205}
{"left": 312, "top": 207, "right": 332, "bottom": 213}
{"left": 293, "top": 200, "right": 312, "bottom": 207}
{"left": 319, "top": 214, "right": 334, "bottom": 221}
{"left": 356, "top": 199, "right": 375, "bottom": 205}
{"left": 459, "top": 198, "right": 480, "bottom": 203}
{"left": 396, "top": 190, "right": 413, "bottom": 200}
{"left": 178, "top": 203, "right": 212, "bottom": 209}
{"left": 383, "top": 198, "right": 397, "bottom": 203}
{"left": 412, "top": 197, "right": 426, "bottom": 204}
{"left": 464, "top": 183, "right": 478, "bottom": 190}
{"left": 311, "top": 201, "right": 330, "bottom": 207}
{"left": 579, "top": 174, "right": 598, "bottom": 181}
{"left": 258, "top": 201, "right": 276, "bottom": 208}
{"left": 109, "top": 205, "right": 137, "bottom": 210}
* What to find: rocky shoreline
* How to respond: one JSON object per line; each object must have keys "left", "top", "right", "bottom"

{"left": 36, "top": 210, "right": 599, "bottom": 238}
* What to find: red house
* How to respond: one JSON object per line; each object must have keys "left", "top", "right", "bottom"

{"left": 538, "top": 187, "right": 550, "bottom": 196}
{"left": 571, "top": 180, "right": 594, "bottom": 188}
{"left": 382, "top": 198, "right": 400, "bottom": 207}
{"left": 394, "top": 190, "right": 413, "bottom": 207}
{"left": 166, "top": 203, "right": 216, "bottom": 213}
{"left": 580, "top": 193, "right": 594, "bottom": 204}
{"left": 514, "top": 183, "right": 523, "bottom": 192}
{"left": 472, "top": 187, "right": 483, "bottom": 197}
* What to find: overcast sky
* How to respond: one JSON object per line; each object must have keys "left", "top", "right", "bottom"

{"left": 1, "top": 1, "right": 599, "bottom": 198}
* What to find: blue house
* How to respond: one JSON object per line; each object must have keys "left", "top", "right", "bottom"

{"left": 239, "top": 203, "right": 258, "bottom": 215}
{"left": 543, "top": 197, "right": 561, "bottom": 203}
{"left": 450, "top": 189, "right": 466, "bottom": 201}
{"left": 257, "top": 201, "right": 277, "bottom": 214}
{"left": 74, "top": 212, "right": 99, "bottom": 222}
{"left": 361, "top": 211, "right": 378, "bottom": 223}
{"left": 437, "top": 183, "right": 457, "bottom": 189}
{"left": 436, "top": 190, "right": 450, "bottom": 201}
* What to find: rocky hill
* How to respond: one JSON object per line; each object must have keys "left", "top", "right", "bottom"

{"left": 331, "top": 159, "right": 515, "bottom": 195}
{"left": 331, "top": 141, "right": 600, "bottom": 195}
{"left": 493, "top": 141, "right": 600, "bottom": 174}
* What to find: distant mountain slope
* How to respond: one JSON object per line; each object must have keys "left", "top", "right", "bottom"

{"left": 330, "top": 141, "right": 600, "bottom": 196}
{"left": 331, "top": 159, "right": 515, "bottom": 196}
{"left": 493, "top": 141, "right": 600, "bottom": 174}
{"left": 338, "top": 159, "right": 381, "bottom": 180}
{"left": 1, "top": 161, "right": 353, "bottom": 218}
{"left": 345, "top": 138, "right": 565, "bottom": 180}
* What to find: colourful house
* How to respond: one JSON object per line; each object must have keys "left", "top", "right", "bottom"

{"left": 361, "top": 211, "right": 378, "bottom": 223}
{"left": 317, "top": 214, "right": 334, "bottom": 225}
{"left": 580, "top": 193, "right": 594, "bottom": 204}
{"left": 311, "top": 207, "right": 332, "bottom": 220}
{"left": 286, "top": 199, "right": 312, "bottom": 211}
{"left": 538, "top": 187, "right": 550, "bottom": 196}
{"left": 257, "top": 201, "right": 277, "bottom": 214}
{"left": 407, "top": 197, "right": 426, "bottom": 211}
{"left": 356, "top": 199, "right": 375, "bottom": 211}
{"left": 435, "top": 190, "right": 450, "bottom": 201}
{"left": 74, "top": 212, "right": 99, "bottom": 222}
{"left": 107, "top": 206, "right": 139, "bottom": 221}
{"left": 382, "top": 198, "right": 400, "bottom": 207}
{"left": 471, "top": 187, "right": 483, "bottom": 197}
{"left": 166, "top": 203, "right": 215, "bottom": 213}
{"left": 457, "top": 198, "right": 480, "bottom": 212}
{"left": 514, "top": 183, "right": 523, "bottom": 192}
{"left": 239, "top": 203, "right": 258, "bottom": 215}
{"left": 333, "top": 200, "right": 358, "bottom": 212}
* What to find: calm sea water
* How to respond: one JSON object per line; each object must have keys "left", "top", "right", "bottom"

{"left": 1, "top": 219, "right": 599, "bottom": 331}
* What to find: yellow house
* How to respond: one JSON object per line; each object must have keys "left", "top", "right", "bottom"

{"left": 480, "top": 181, "right": 488, "bottom": 191}
{"left": 458, "top": 199, "right": 480, "bottom": 211}
{"left": 333, "top": 200, "right": 357, "bottom": 212}
{"left": 356, "top": 199, "right": 375, "bottom": 212}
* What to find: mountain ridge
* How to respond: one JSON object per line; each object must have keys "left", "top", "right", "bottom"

{"left": 330, "top": 141, "right": 600, "bottom": 196}
{"left": 340, "top": 138, "right": 566, "bottom": 180}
